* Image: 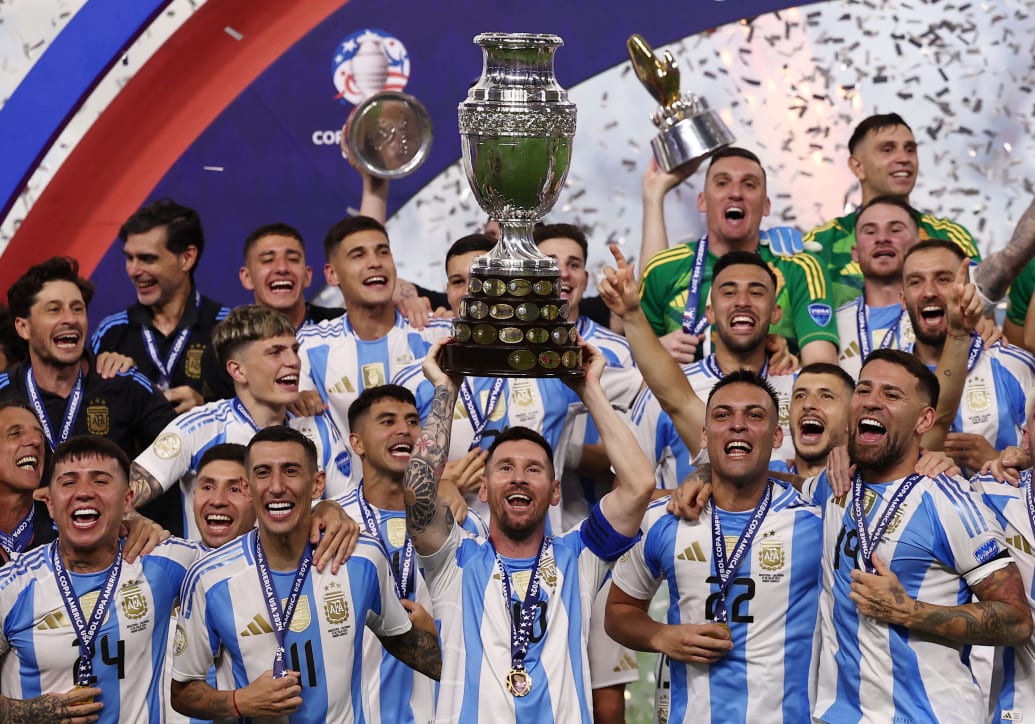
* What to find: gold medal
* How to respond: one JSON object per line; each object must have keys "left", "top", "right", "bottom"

{"left": 715, "top": 621, "right": 731, "bottom": 638}
{"left": 506, "top": 668, "right": 532, "bottom": 697}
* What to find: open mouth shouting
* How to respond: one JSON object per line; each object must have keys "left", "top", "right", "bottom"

{"left": 505, "top": 491, "right": 533, "bottom": 511}
{"left": 724, "top": 205, "right": 746, "bottom": 221}
{"left": 268, "top": 278, "right": 297, "bottom": 297}
{"left": 728, "top": 313, "right": 757, "bottom": 332}
{"left": 388, "top": 441, "right": 413, "bottom": 463}
{"left": 797, "top": 416, "right": 827, "bottom": 445}
{"left": 724, "top": 439, "right": 753, "bottom": 458}
{"left": 203, "top": 512, "right": 236, "bottom": 535}
{"left": 71, "top": 506, "right": 102, "bottom": 530}
{"left": 52, "top": 329, "right": 82, "bottom": 353}
{"left": 856, "top": 417, "right": 887, "bottom": 443}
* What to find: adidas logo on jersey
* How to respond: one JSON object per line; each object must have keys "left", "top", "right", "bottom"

{"left": 1006, "top": 534, "right": 1033, "bottom": 556}
{"left": 612, "top": 653, "right": 639, "bottom": 673}
{"left": 240, "top": 615, "right": 274, "bottom": 636}
{"left": 1000, "top": 711, "right": 1023, "bottom": 721}
{"left": 677, "top": 542, "right": 707, "bottom": 562}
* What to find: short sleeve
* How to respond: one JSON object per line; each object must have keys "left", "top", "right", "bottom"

{"left": 134, "top": 417, "right": 193, "bottom": 494}
{"left": 171, "top": 572, "right": 216, "bottom": 682}
{"left": 928, "top": 476, "right": 1012, "bottom": 588}
{"left": 781, "top": 252, "right": 839, "bottom": 350}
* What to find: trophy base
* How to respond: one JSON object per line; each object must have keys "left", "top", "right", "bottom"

{"left": 441, "top": 267, "right": 582, "bottom": 378}
{"left": 651, "top": 111, "right": 733, "bottom": 172}
{"left": 441, "top": 342, "right": 583, "bottom": 378}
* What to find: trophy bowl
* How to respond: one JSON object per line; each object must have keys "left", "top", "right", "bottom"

{"left": 443, "top": 32, "right": 582, "bottom": 377}
{"left": 341, "top": 90, "right": 433, "bottom": 179}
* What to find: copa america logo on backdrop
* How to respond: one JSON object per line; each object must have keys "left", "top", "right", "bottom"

{"left": 332, "top": 28, "right": 410, "bottom": 105}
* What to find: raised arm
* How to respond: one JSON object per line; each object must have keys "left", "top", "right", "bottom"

{"left": 973, "top": 196, "right": 1035, "bottom": 302}
{"left": 639, "top": 158, "right": 695, "bottom": 270}
{"left": 599, "top": 244, "right": 706, "bottom": 456}
{"left": 566, "top": 343, "right": 657, "bottom": 538}
{"left": 403, "top": 340, "right": 461, "bottom": 555}
{"left": 922, "top": 259, "right": 983, "bottom": 450}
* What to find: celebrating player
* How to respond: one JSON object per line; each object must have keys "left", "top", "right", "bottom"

{"left": 403, "top": 340, "right": 656, "bottom": 722}
{"left": 171, "top": 426, "right": 440, "bottom": 722}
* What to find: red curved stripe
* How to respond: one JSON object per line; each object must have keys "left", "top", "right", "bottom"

{"left": 1, "top": 0, "right": 347, "bottom": 292}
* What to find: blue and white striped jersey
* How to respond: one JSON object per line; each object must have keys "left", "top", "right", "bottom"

{"left": 0, "top": 538, "right": 202, "bottom": 724}
{"left": 299, "top": 311, "right": 451, "bottom": 491}
{"left": 134, "top": 397, "right": 350, "bottom": 540}
{"left": 835, "top": 300, "right": 915, "bottom": 380}
{"left": 173, "top": 529, "right": 412, "bottom": 723}
{"left": 919, "top": 341, "right": 1035, "bottom": 455}
{"left": 420, "top": 520, "right": 620, "bottom": 723}
{"left": 973, "top": 470, "right": 1035, "bottom": 723}
{"left": 612, "top": 483, "right": 822, "bottom": 723}
{"left": 628, "top": 355, "right": 796, "bottom": 489}
{"left": 805, "top": 470, "right": 1012, "bottom": 723}
{"left": 337, "top": 487, "right": 486, "bottom": 724}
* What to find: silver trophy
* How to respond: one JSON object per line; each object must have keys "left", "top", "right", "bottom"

{"left": 341, "top": 90, "right": 433, "bottom": 178}
{"left": 443, "top": 32, "right": 581, "bottom": 377}
{"left": 627, "top": 34, "right": 734, "bottom": 173}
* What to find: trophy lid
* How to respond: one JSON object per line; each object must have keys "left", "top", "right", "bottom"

{"left": 467, "top": 33, "right": 569, "bottom": 105}
{"left": 342, "top": 91, "right": 433, "bottom": 179}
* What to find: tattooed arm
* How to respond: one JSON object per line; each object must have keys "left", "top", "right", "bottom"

{"left": 129, "top": 461, "right": 167, "bottom": 511}
{"left": 379, "top": 626, "right": 443, "bottom": 680}
{"left": 0, "top": 688, "right": 103, "bottom": 724}
{"left": 171, "top": 671, "right": 302, "bottom": 719}
{"left": 404, "top": 340, "right": 461, "bottom": 556}
{"left": 850, "top": 554, "right": 1033, "bottom": 646}
{"left": 972, "top": 196, "right": 1035, "bottom": 302}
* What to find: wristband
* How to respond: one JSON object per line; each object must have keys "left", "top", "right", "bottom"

{"left": 232, "top": 689, "right": 243, "bottom": 718}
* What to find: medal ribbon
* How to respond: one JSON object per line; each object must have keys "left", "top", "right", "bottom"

{"left": 0, "top": 507, "right": 35, "bottom": 557}
{"left": 26, "top": 366, "right": 84, "bottom": 451}
{"left": 681, "top": 235, "right": 712, "bottom": 336}
{"left": 140, "top": 290, "right": 199, "bottom": 387}
{"left": 1023, "top": 470, "right": 1034, "bottom": 539}
{"left": 710, "top": 480, "right": 773, "bottom": 623}
{"left": 855, "top": 298, "right": 903, "bottom": 359}
{"left": 356, "top": 482, "right": 413, "bottom": 599}
{"left": 703, "top": 353, "right": 769, "bottom": 381}
{"left": 964, "top": 333, "right": 983, "bottom": 373}
{"left": 851, "top": 471, "right": 922, "bottom": 573}
{"left": 490, "top": 535, "right": 550, "bottom": 673}
{"left": 459, "top": 378, "right": 506, "bottom": 449}
{"left": 254, "top": 534, "right": 314, "bottom": 677}
{"left": 51, "top": 538, "right": 124, "bottom": 686}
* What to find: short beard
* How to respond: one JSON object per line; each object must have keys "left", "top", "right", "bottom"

{"left": 849, "top": 432, "right": 907, "bottom": 478}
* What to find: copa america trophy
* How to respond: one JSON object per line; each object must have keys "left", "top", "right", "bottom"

{"left": 342, "top": 90, "right": 434, "bottom": 178}
{"left": 627, "top": 34, "right": 735, "bottom": 173}
{"left": 442, "top": 32, "right": 582, "bottom": 377}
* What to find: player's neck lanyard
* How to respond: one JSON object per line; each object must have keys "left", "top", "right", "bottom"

{"left": 254, "top": 533, "right": 313, "bottom": 678}
{"left": 489, "top": 535, "right": 550, "bottom": 697}
{"left": 356, "top": 481, "right": 413, "bottom": 599}
{"left": 141, "top": 289, "right": 199, "bottom": 389}
{"left": 907, "top": 333, "right": 983, "bottom": 374}
{"left": 856, "top": 298, "right": 903, "bottom": 359}
{"left": 26, "top": 365, "right": 83, "bottom": 451}
{"left": 232, "top": 397, "right": 261, "bottom": 432}
{"left": 711, "top": 480, "right": 773, "bottom": 624}
{"left": 704, "top": 353, "right": 769, "bottom": 381}
{"left": 1023, "top": 470, "right": 1035, "bottom": 539}
{"left": 459, "top": 378, "right": 506, "bottom": 449}
{"left": 681, "top": 235, "right": 712, "bottom": 336}
{"left": 851, "top": 471, "right": 922, "bottom": 573}
{"left": 0, "top": 506, "right": 35, "bottom": 558}
{"left": 51, "top": 538, "right": 124, "bottom": 685}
